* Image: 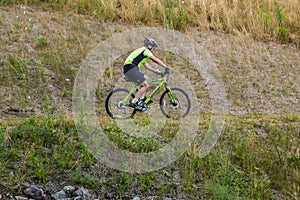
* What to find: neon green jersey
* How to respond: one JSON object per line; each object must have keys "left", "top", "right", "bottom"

{"left": 124, "top": 47, "right": 153, "bottom": 68}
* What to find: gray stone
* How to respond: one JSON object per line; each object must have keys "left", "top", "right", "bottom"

{"left": 73, "top": 187, "right": 90, "bottom": 198}
{"left": 79, "top": 187, "right": 90, "bottom": 198}
{"left": 73, "top": 189, "right": 83, "bottom": 197}
{"left": 63, "top": 185, "right": 76, "bottom": 193}
{"left": 132, "top": 197, "right": 140, "bottom": 200}
{"left": 51, "top": 190, "right": 67, "bottom": 200}
{"left": 15, "top": 196, "right": 28, "bottom": 200}
{"left": 9, "top": 171, "right": 14, "bottom": 177}
{"left": 24, "top": 185, "right": 44, "bottom": 200}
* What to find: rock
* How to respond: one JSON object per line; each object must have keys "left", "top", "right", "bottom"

{"left": 63, "top": 185, "right": 76, "bottom": 193}
{"left": 9, "top": 171, "right": 14, "bottom": 177}
{"left": 80, "top": 187, "right": 90, "bottom": 198}
{"left": 21, "top": 182, "right": 31, "bottom": 188}
{"left": 73, "top": 189, "right": 83, "bottom": 197}
{"left": 15, "top": 196, "right": 29, "bottom": 200}
{"left": 60, "top": 181, "right": 67, "bottom": 186}
{"left": 132, "top": 197, "right": 140, "bottom": 200}
{"left": 73, "top": 187, "right": 90, "bottom": 198}
{"left": 51, "top": 190, "right": 67, "bottom": 200}
{"left": 24, "top": 185, "right": 44, "bottom": 200}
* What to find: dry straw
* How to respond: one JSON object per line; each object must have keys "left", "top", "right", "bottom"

{"left": 2, "top": 0, "right": 299, "bottom": 44}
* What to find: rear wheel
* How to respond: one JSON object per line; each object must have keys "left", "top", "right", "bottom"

{"left": 159, "top": 88, "right": 191, "bottom": 119}
{"left": 105, "top": 88, "right": 136, "bottom": 119}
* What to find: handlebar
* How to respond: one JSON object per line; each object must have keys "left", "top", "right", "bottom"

{"left": 165, "top": 67, "right": 170, "bottom": 74}
{"left": 156, "top": 68, "right": 170, "bottom": 76}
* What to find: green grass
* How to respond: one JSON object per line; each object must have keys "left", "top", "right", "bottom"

{"left": 69, "top": 167, "right": 96, "bottom": 187}
{"left": 0, "top": 4, "right": 299, "bottom": 198}
{"left": 0, "top": 113, "right": 299, "bottom": 198}
{"left": 0, "top": 55, "right": 46, "bottom": 111}
{"left": 0, "top": 125, "right": 4, "bottom": 144}
{"left": 0, "top": 115, "right": 94, "bottom": 189}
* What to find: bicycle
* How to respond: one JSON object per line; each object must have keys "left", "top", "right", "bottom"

{"left": 105, "top": 69, "right": 191, "bottom": 119}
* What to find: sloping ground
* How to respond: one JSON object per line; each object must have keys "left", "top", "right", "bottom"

{"left": 0, "top": 6, "right": 299, "bottom": 118}
{"left": 192, "top": 30, "right": 300, "bottom": 114}
{"left": 0, "top": 5, "right": 299, "bottom": 200}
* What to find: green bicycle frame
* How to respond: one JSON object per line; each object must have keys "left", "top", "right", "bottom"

{"left": 123, "top": 76, "right": 178, "bottom": 105}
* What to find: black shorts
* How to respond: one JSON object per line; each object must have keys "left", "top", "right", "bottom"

{"left": 124, "top": 64, "right": 145, "bottom": 84}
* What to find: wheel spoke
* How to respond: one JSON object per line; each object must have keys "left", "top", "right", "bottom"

{"left": 160, "top": 88, "right": 191, "bottom": 119}
{"left": 105, "top": 88, "right": 135, "bottom": 119}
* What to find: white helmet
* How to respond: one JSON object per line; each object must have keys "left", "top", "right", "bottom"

{"left": 144, "top": 37, "right": 158, "bottom": 47}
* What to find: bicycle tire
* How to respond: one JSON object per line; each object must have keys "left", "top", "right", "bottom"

{"left": 159, "top": 88, "right": 191, "bottom": 119}
{"left": 105, "top": 88, "right": 136, "bottom": 119}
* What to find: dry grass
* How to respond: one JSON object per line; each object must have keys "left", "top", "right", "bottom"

{"left": 0, "top": 5, "right": 299, "bottom": 116}
{"left": 1, "top": 0, "right": 299, "bottom": 45}
{"left": 0, "top": 3, "right": 299, "bottom": 199}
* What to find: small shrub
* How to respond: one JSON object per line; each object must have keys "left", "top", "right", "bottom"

{"left": 8, "top": 55, "right": 26, "bottom": 73}
{"left": 70, "top": 167, "right": 95, "bottom": 186}
{"left": 35, "top": 37, "right": 49, "bottom": 49}
{"left": 257, "top": 7, "right": 272, "bottom": 31}
{"left": 164, "top": 0, "right": 187, "bottom": 30}
{"left": 206, "top": 181, "right": 229, "bottom": 200}
{"left": 138, "top": 172, "right": 156, "bottom": 190}
{"left": 275, "top": 2, "right": 289, "bottom": 41}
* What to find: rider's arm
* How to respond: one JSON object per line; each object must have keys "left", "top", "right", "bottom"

{"left": 149, "top": 55, "right": 168, "bottom": 69}
{"left": 143, "top": 62, "right": 156, "bottom": 73}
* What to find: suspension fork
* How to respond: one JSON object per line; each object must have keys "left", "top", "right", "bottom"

{"left": 165, "top": 85, "right": 178, "bottom": 104}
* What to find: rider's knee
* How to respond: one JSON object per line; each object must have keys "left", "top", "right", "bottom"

{"left": 144, "top": 82, "right": 149, "bottom": 89}
{"left": 140, "top": 81, "right": 149, "bottom": 89}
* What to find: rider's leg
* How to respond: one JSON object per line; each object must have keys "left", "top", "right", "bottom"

{"left": 139, "top": 75, "right": 149, "bottom": 100}
{"left": 132, "top": 81, "right": 149, "bottom": 103}
{"left": 140, "top": 93, "right": 146, "bottom": 100}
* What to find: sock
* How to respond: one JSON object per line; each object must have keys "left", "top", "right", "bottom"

{"left": 132, "top": 98, "right": 139, "bottom": 104}
{"left": 140, "top": 93, "right": 146, "bottom": 100}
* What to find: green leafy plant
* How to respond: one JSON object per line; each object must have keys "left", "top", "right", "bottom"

{"left": 70, "top": 167, "right": 95, "bottom": 186}
{"left": 35, "top": 37, "right": 49, "bottom": 49}
{"left": 275, "top": 2, "right": 289, "bottom": 41}
{"left": 257, "top": 7, "right": 272, "bottom": 31}
{"left": 164, "top": 0, "right": 187, "bottom": 30}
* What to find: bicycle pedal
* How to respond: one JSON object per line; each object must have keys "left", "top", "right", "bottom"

{"left": 129, "top": 103, "right": 146, "bottom": 111}
{"left": 129, "top": 103, "right": 142, "bottom": 109}
{"left": 129, "top": 103, "right": 135, "bottom": 108}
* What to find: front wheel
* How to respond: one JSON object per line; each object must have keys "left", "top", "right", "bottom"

{"left": 105, "top": 88, "right": 136, "bottom": 119}
{"left": 159, "top": 88, "right": 191, "bottom": 119}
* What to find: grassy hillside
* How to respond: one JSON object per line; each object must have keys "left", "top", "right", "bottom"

{"left": 1, "top": 113, "right": 299, "bottom": 199}
{"left": 1, "top": 0, "right": 299, "bottom": 45}
{"left": 0, "top": 2, "right": 299, "bottom": 200}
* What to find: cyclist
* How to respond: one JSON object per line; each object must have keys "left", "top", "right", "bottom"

{"left": 124, "top": 37, "right": 169, "bottom": 110}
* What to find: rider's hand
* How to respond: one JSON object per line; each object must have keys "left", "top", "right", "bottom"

{"left": 155, "top": 69, "right": 163, "bottom": 75}
{"left": 165, "top": 67, "right": 170, "bottom": 74}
